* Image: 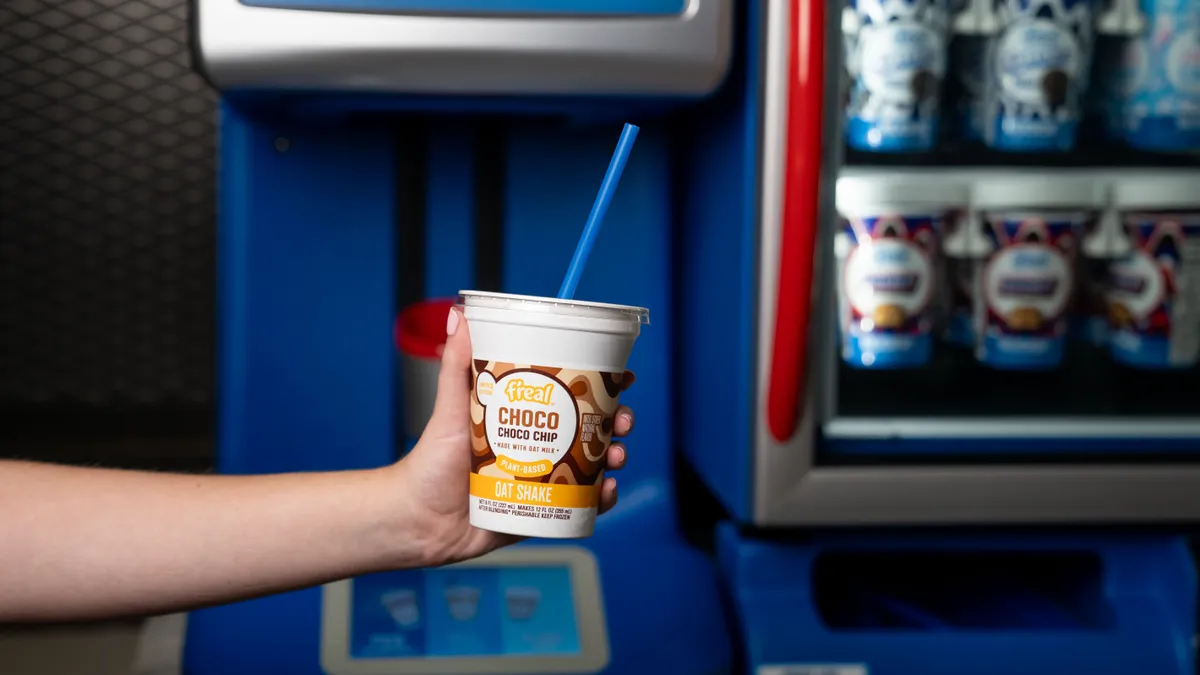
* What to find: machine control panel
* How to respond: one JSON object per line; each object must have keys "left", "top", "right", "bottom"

{"left": 321, "top": 546, "right": 609, "bottom": 674}
{"left": 239, "top": 0, "right": 686, "bottom": 15}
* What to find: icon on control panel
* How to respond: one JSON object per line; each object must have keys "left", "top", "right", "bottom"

{"left": 504, "top": 586, "right": 542, "bottom": 621}
{"left": 380, "top": 589, "right": 420, "bottom": 628}
{"left": 444, "top": 585, "right": 481, "bottom": 622}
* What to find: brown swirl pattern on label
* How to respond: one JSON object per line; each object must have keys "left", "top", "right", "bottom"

{"left": 470, "top": 360, "right": 626, "bottom": 488}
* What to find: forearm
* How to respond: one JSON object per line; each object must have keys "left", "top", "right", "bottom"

{"left": 0, "top": 460, "right": 423, "bottom": 623}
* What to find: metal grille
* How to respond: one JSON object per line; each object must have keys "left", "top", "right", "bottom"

{"left": 0, "top": 0, "right": 217, "bottom": 407}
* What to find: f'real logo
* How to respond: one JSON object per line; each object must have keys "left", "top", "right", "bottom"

{"left": 504, "top": 379, "right": 555, "bottom": 405}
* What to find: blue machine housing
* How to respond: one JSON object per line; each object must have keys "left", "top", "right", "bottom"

{"left": 674, "top": 0, "right": 764, "bottom": 525}
{"left": 718, "top": 524, "right": 1198, "bottom": 675}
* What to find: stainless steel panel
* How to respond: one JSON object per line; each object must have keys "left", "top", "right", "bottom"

{"left": 193, "top": 0, "right": 733, "bottom": 96}
{"left": 762, "top": 465, "right": 1200, "bottom": 525}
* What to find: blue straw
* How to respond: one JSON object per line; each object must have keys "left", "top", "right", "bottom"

{"left": 557, "top": 123, "right": 640, "bottom": 300}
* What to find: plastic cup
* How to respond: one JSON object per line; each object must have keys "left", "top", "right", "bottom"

{"left": 458, "top": 290, "right": 649, "bottom": 539}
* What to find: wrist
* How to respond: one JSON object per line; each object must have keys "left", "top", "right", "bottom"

{"left": 360, "top": 463, "right": 438, "bottom": 571}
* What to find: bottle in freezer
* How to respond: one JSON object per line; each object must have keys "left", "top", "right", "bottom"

{"left": 843, "top": 0, "right": 953, "bottom": 152}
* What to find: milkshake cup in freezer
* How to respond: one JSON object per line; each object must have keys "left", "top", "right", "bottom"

{"left": 835, "top": 176, "right": 969, "bottom": 368}
{"left": 459, "top": 290, "right": 646, "bottom": 539}
{"left": 1107, "top": 176, "right": 1200, "bottom": 368}
{"left": 982, "top": 0, "right": 1096, "bottom": 152}
{"left": 843, "top": 0, "right": 953, "bottom": 152}
{"left": 967, "top": 177, "right": 1104, "bottom": 369}
{"left": 1119, "top": 0, "right": 1200, "bottom": 151}
{"left": 977, "top": 211, "right": 1083, "bottom": 368}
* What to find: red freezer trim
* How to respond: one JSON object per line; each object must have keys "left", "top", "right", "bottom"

{"left": 767, "top": 0, "right": 825, "bottom": 443}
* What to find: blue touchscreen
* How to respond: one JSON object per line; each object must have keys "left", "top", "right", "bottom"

{"left": 347, "top": 565, "right": 582, "bottom": 659}
{"left": 239, "top": 0, "right": 686, "bottom": 16}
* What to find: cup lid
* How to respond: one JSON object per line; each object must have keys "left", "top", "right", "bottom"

{"left": 972, "top": 175, "right": 1105, "bottom": 209}
{"left": 836, "top": 174, "right": 970, "bottom": 215}
{"left": 458, "top": 290, "right": 650, "bottom": 325}
{"left": 1112, "top": 175, "right": 1200, "bottom": 210}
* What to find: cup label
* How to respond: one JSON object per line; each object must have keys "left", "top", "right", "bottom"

{"left": 469, "top": 361, "right": 626, "bottom": 519}
{"left": 837, "top": 213, "right": 940, "bottom": 369}
{"left": 844, "top": 3, "right": 950, "bottom": 152}
{"left": 1107, "top": 214, "right": 1200, "bottom": 368}
{"left": 982, "top": 0, "right": 1094, "bottom": 151}
{"left": 1119, "top": 0, "right": 1200, "bottom": 150}
{"left": 976, "top": 213, "right": 1082, "bottom": 369}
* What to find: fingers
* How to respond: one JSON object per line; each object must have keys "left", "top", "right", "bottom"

{"left": 606, "top": 443, "right": 626, "bottom": 471}
{"left": 426, "top": 308, "right": 473, "bottom": 433}
{"left": 613, "top": 371, "right": 634, "bottom": 439}
{"left": 613, "top": 407, "right": 634, "bottom": 436}
{"left": 597, "top": 477, "right": 618, "bottom": 514}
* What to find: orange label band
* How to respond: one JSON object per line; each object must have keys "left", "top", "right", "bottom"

{"left": 470, "top": 473, "right": 601, "bottom": 509}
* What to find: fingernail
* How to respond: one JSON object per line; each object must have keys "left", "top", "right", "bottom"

{"left": 620, "top": 412, "right": 633, "bottom": 427}
{"left": 446, "top": 308, "right": 460, "bottom": 336}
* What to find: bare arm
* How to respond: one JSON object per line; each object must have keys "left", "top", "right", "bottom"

{"left": 0, "top": 460, "right": 424, "bottom": 623}
{"left": 0, "top": 310, "right": 632, "bottom": 624}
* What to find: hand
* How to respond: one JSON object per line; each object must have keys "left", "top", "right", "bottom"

{"left": 396, "top": 307, "right": 635, "bottom": 567}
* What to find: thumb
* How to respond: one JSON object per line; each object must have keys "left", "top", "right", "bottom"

{"left": 427, "top": 307, "right": 473, "bottom": 432}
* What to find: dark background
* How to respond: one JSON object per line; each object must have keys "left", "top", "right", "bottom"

{"left": 0, "top": 0, "right": 217, "bottom": 471}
